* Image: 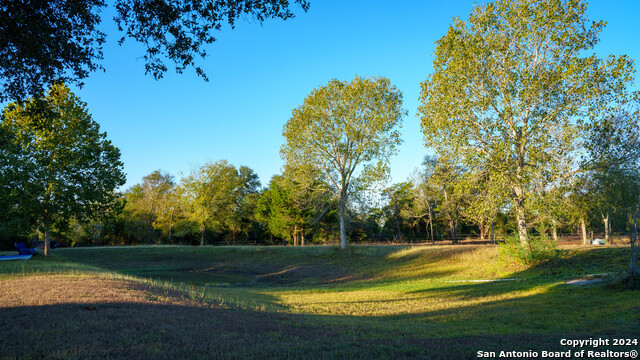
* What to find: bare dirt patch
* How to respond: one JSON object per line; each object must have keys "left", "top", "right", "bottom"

{"left": 0, "top": 275, "right": 318, "bottom": 359}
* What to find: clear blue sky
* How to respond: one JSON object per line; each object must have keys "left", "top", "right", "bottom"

{"left": 71, "top": 0, "right": 640, "bottom": 190}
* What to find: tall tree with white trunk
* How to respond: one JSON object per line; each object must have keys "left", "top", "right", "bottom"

{"left": 282, "top": 76, "right": 405, "bottom": 249}
{"left": 418, "top": 0, "right": 635, "bottom": 247}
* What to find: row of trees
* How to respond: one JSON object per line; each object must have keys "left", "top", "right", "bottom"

{"left": 0, "top": 0, "right": 638, "bottom": 279}
{"left": 20, "top": 146, "right": 636, "bottom": 251}
{"left": 417, "top": 0, "right": 640, "bottom": 277}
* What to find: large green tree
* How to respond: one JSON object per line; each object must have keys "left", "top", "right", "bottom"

{"left": 419, "top": 0, "right": 635, "bottom": 247}
{"left": 282, "top": 76, "right": 405, "bottom": 249}
{"left": 0, "top": 0, "right": 310, "bottom": 101}
{"left": 1, "top": 83, "right": 125, "bottom": 256}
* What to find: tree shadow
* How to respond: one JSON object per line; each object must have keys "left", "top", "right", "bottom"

{"left": 2, "top": 246, "right": 638, "bottom": 359}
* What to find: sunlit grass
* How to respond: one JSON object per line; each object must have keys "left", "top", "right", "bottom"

{"left": 1, "top": 244, "right": 638, "bottom": 339}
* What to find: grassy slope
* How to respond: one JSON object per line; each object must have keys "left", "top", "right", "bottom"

{"left": 0, "top": 245, "right": 638, "bottom": 359}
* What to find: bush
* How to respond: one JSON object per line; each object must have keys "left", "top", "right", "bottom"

{"left": 498, "top": 235, "right": 559, "bottom": 266}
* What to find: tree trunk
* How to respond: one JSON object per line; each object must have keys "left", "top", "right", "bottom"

{"left": 580, "top": 217, "right": 588, "bottom": 245}
{"left": 43, "top": 217, "right": 51, "bottom": 257}
{"left": 301, "top": 228, "right": 305, "bottom": 246}
{"left": 394, "top": 200, "right": 403, "bottom": 241}
{"left": 490, "top": 219, "right": 495, "bottom": 244}
{"left": 551, "top": 219, "right": 558, "bottom": 242}
{"left": 514, "top": 195, "right": 528, "bottom": 247}
{"left": 169, "top": 212, "right": 173, "bottom": 243}
{"left": 339, "top": 196, "right": 347, "bottom": 250}
{"left": 479, "top": 220, "right": 485, "bottom": 242}
{"left": 629, "top": 212, "right": 639, "bottom": 279}
{"left": 428, "top": 205, "right": 434, "bottom": 244}
{"left": 602, "top": 213, "right": 610, "bottom": 241}
{"left": 454, "top": 216, "right": 459, "bottom": 243}
{"left": 200, "top": 230, "right": 205, "bottom": 246}
{"left": 293, "top": 225, "right": 298, "bottom": 246}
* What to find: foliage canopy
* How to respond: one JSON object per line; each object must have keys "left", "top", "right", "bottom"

{"left": 0, "top": 0, "right": 309, "bottom": 101}
{"left": 419, "top": 0, "right": 635, "bottom": 246}
{"left": 0, "top": 83, "right": 125, "bottom": 255}
{"left": 282, "top": 76, "right": 405, "bottom": 249}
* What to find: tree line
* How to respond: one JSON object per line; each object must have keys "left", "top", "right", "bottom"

{"left": 0, "top": 0, "right": 638, "bottom": 280}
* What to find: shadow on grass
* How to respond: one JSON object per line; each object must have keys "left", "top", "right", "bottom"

{"left": 2, "top": 297, "right": 637, "bottom": 360}
{"left": 2, "top": 246, "right": 639, "bottom": 359}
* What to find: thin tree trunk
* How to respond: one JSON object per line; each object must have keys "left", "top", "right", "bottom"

{"left": 168, "top": 211, "right": 173, "bottom": 243}
{"left": 200, "top": 229, "right": 205, "bottom": 246}
{"left": 514, "top": 196, "right": 528, "bottom": 247}
{"left": 479, "top": 220, "right": 485, "bottom": 242}
{"left": 490, "top": 219, "right": 495, "bottom": 244}
{"left": 603, "top": 213, "right": 610, "bottom": 241}
{"left": 428, "top": 205, "right": 434, "bottom": 244}
{"left": 453, "top": 206, "right": 459, "bottom": 243}
{"left": 394, "top": 200, "right": 403, "bottom": 241}
{"left": 630, "top": 212, "right": 638, "bottom": 278}
{"left": 301, "top": 228, "right": 305, "bottom": 246}
{"left": 293, "top": 225, "right": 298, "bottom": 246}
{"left": 43, "top": 216, "right": 51, "bottom": 257}
{"left": 551, "top": 219, "right": 558, "bottom": 242}
{"left": 580, "top": 217, "right": 588, "bottom": 245}
{"left": 339, "top": 194, "right": 347, "bottom": 250}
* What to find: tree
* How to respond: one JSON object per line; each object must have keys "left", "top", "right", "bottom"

{"left": 585, "top": 103, "right": 640, "bottom": 281}
{"left": 122, "top": 170, "right": 175, "bottom": 243}
{"left": 282, "top": 76, "right": 405, "bottom": 249}
{"left": 0, "top": 0, "right": 310, "bottom": 102}
{"left": 255, "top": 175, "right": 297, "bottom": 243}
{"left": 1, "top": 83, "right": 125, "bottom": 256}
{"left": 424, "top": 157, "right": 466, "bottom": 243}
{"left": 224, "top": 165, "right": 261, "bottom": 243}
{"left": 419, "top": 0, "right": 635, "bottom": 247}
{"left": 382, "top": 182, "right": 413, "bottom": 241}
{"left": 0, "top": 126, "right": 38, "bottom": 236}
{"left": 256, "top": 165, "right": 330, "bottom": 245}
{"left": 406, "top": 174, "right": 439, "bottom": 243}
{"left": 154, "top": 184, "right": 186, "bottom": 243}
{"left": 459, "top": 170, "right": 507, "bottom": 242}
{"left": 179, "top": 160, "right": 260, "bottom": 245}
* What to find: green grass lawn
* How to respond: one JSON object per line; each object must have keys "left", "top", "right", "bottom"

{"left": 0, "top": 245, "right": 638, "bottom": 359}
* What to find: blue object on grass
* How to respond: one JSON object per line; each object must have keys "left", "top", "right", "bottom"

{"left": 15, "top": 242, "right": 37, "bottom": 255}
{"left": 0, "top": 254, "right": 33, "bottom": 261}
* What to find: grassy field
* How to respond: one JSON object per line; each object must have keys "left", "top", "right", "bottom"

{"left": 0, "top": 244, "right": 638, "bottom": 359}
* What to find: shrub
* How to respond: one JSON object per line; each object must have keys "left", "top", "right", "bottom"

{"left": 498, "top": 235, "right": 559, "bottom": 266}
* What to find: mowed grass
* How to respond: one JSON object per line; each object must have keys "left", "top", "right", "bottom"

{"left": 0, "top": 245, "right": 638, "bottom": 359}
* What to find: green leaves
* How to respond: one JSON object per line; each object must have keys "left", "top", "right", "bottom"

{"left": 0, "top": 0, "right": 106, "bottom": 102}
{"left": 178, "top": 160, "right": 260, "bottom": 242}
{"left": 419, "top": 0, "right": 636, "bottom": 245}
{"left": 114, "top": 0, "right": 310, "bottom": 81}
{"left": 281, "top": 76, "right": 405, "bottom": 248}
{"left": 1, "top": 83, "right": 125, "bottom": 234}
{"left": 282, "top": 76, "right": 405, "bottom": 194}
{"left": 0, "top": 0, "right": 309, "bottom": 101}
